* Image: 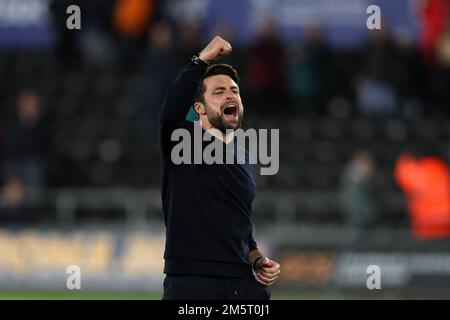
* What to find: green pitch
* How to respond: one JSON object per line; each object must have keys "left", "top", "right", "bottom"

{"left": 0, "top": 292, "right": 161, "bottom": 300}
{"left": 0, "top": 292, "right": 326, "bottom": 300}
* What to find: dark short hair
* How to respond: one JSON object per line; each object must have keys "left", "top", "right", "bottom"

{"left": 194, "top": 64, "right": 239, "bottom": 104}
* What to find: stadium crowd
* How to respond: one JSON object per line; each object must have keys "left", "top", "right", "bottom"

{"left": 0, "top": 0, "right": 448, "bottom": 239}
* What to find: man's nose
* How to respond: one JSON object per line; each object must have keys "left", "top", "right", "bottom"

{"left": 225, "top": 90, "right": 234, "bottom": 100}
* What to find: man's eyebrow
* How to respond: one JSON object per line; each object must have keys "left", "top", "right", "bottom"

{"left": 212, "top": 85, "right": 239, "bottom": 91}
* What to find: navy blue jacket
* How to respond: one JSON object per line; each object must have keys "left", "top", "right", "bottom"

{"left": 159, "top": 61, "right": 258, "bottom": 277}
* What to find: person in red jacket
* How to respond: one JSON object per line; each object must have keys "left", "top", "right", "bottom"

{"left": 420, "top": 0, "right": 450, "bottom": 68}
{"left": 394, "top": 151, "right": 450, "bottom": 240}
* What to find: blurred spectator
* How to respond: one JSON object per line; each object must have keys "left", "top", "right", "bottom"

{"left": 2, "top": 88, "right": 52, "bottom": 200}
{"left": 356, "top": 27, "right": 397, "bottom": 117}
{"left": 394, "top": 151, "right": 450, "bottom": 240}
{"left": 209, "top": 23, "right": 248, "bottom": 104}
{"left": 339, "top": 150, "right": 379, "bottom": 230}
{"left": 79, "top": 0, "right": 117, "bottom": 69}
{"left": 210, "top": 23, "right": 246, "bottom": 77}
{"left": 435, "top": 18, "right": 450, "bottom": 68}
{"left": 113, "top": 0, "right": 155, "bottom": 68}
{"left": 138, "top": 20, "right": 182, "bottom": 139}
{"left": 178, "top": 20, "right": 203, "bottom": 62}
{"left": 0, "top": 177, "right": 27, "bottom": 223}
{"left": 246, "top": 18, "right": 287, "bottom": 113}
{"left": 420, "top": 0, "right": 450, "bottom": 68}
{"left": 49, "top": 0, "right": 83, "bottom": 68}
{"left": 50, "top": 0, "right": 117, "bottom": 69}
{"left": 434, "top": 17, "right": 450, "bottom": 114}
{"left": 391, "top": 29, "right": 428, "bottom": 119}
{"left": 287, "top": 25, "right": 331, "bottom": 116}
{"left": 113, "top": 0, "right": 153, "bottom": 37}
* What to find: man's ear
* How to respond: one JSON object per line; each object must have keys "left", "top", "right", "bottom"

{"left": 194, "top": 102, "right": 206, "bottom": 116}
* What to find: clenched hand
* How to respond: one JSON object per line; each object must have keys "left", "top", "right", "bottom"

{"left": 199, "top": 36, "right": 232, "bottom": 65}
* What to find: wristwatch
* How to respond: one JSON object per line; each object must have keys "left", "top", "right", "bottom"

{"left": 191, "top": 53, "right": 209, "bottom": 67}
{"left": 252, "top": 255, "right": 264, "bottom": 271}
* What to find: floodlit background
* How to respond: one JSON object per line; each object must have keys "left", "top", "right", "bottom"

{"left": 0, "top": 0, "right": 449, "bottom": 299}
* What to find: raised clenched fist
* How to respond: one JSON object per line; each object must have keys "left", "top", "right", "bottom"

{"left": 198, "top": 36, "right": 232, "bottom": 65}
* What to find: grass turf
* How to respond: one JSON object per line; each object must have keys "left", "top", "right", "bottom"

{"left": 0, "top": 292, "right": 330, "bottom": 300}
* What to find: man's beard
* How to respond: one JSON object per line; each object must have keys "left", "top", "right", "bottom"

{"left": 205, "top": 104, "right": 243, "bottom": 133}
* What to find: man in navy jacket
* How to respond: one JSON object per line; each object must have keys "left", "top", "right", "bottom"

{"left": 159, "top": 36, "right": 281, "bottom": 300}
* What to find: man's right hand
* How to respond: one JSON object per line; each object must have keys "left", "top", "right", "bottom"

{"left": 198, "top": 36, "right": 232, "bottom": 65}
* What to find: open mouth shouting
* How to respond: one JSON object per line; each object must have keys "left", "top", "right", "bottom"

{"left": 222, "top": 103, "right": 239, "bottom": 121}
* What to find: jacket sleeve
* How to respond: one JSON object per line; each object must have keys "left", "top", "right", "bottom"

{"left": 159, "top": 61, "right": 207, "bottom": 128}
{"left": 159, "top": 61, "right": 207, "bottom": 155}
{"left": 249, "top": 225, "right": 258, "bottom": 252}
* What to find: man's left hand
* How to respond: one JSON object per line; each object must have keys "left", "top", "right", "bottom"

{"left": 254, "top": 257, "right": 281, "bottom": 286}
